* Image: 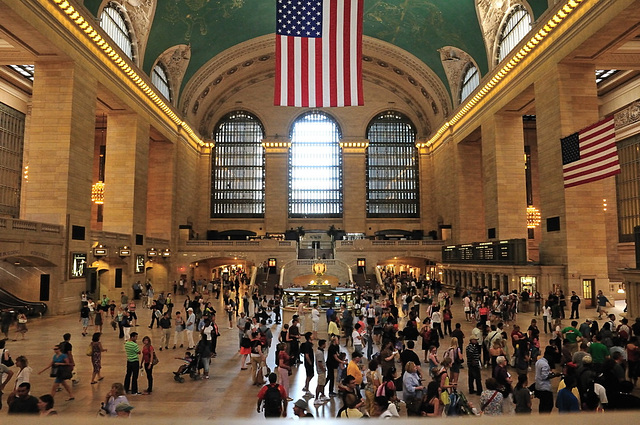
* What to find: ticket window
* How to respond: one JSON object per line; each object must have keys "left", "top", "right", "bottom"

{"left": 520, "top": 276, "right": 536, "bottom": 295}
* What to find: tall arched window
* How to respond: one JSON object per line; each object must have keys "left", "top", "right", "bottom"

{"left": 100, "top": 2, "right": 135, "bottom": 61}
{"left": 366, "top": 112, "right": 419, "bottom": 217}
{"left": 289, "top": 111, "right": 342, "bottom": 217}
{"left": 460, "top": 64, "right": 480, "bottom": 103}
{"left": 211, "top": 111, "right": 265, "bottom": 217}
{"left": 496, "top": 5, "right": 531, "bottom": 63}
{"left": 152, "top": 62, "right": 171, "bottom": 101}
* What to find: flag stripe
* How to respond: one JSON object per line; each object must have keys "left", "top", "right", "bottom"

{"left": 300, "top": 37, "right": 309, "bottom": 107}
{"left": 562, "top": 116, "right": 619, "bottom": 188}
{"left": 328, "top": 1, "right": 338, "bottom": 107}
{"left": 342, "top": 0, "right": 350, "bottom": 107}
{"left": 275, "top": 0, "right": 364, "bottom": 107}
{"left": 355, "top": 0, "right": 363, "bottom": 105}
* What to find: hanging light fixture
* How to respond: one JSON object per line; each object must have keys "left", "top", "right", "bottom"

{"left": 526, "top": 205, "right": 541, "bottom": 229}
{"left": 92, "top": 115, "right": 107, "bottom": 205}
{"left": 91, "top": 181, "right": 105, "bottom": 204}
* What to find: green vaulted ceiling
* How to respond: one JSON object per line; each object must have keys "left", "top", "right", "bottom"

{"left": 83, "top": 0, "right": 549, "bottom": 99}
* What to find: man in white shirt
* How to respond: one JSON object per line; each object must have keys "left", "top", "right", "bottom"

{"left": 314, "top": 339, "right": 329, "bottom": 404}
{"left": 185, "top": 308, "right": 196, "bottom": 349}
{"left": 311, "top": 304, "right": 320, "bottom": 339}
{"left": 352, "top": 323, "right": 364, "bottom": 354}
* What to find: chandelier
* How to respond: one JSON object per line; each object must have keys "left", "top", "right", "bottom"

{"left": 91, "top": 181, "right": 105, "bottom": 204}
{"left": 526, "top": 205, "right": 541, "bottom": 229}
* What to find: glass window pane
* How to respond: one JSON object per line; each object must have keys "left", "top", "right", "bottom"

{"left": 151, "top": 63, "right": 171, "bottom": 101}
{"left": 616, "top": 134, "right": 640, "bottom": 242}
{"left": 460, "top": 64, "right": 479, "bottom": 103}
{"left": 100, "top": 3, "right": 134, "bottom": 60}
{"left": 211, "top": 111, "right": 265, "bottom": 217}
{"left": 366, "top": 111, "right": 419, "bottom": 218}
{"left": 0, "top": 102, "right": 25, "bottom": 217}
{"left": 289, "top": 111, "right": 342, "bottom": 217}
{"left": 497, "top": 5, "right": 531, "bottom": 63}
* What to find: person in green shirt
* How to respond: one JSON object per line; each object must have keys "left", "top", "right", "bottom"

{"left": 562, "top": 321, "right": 583, "bottom": 355}
{"left": 589, "top": 333, "right": 610, "bottom": 364}
{"left": 124, "top": 332, "right": 141, "bottom": 394}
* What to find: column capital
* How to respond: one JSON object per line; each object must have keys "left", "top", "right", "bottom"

{"left": 262, "top": 137, "right": 291, "bottom": 153}
{"left": 340, "top": 137, "right": 368, "bottom": 153}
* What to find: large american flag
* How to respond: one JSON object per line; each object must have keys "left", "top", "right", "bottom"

{"left": 561, "top": 116, "right": 619, "bottom": 188}
{"left": 275, "top": 0, "right": 364, "bottom": 107}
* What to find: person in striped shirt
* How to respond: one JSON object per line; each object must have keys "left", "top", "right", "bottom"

{"left": 123, "top": 332, "right": 141, "bottom": 395}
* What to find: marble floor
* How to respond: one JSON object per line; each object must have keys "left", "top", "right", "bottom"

{"left": 0, "top": 289, "right": 630, "bottom": 419}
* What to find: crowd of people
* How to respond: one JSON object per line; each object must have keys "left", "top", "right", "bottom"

{"left": 1, "top": 270, "right": 640, "bottom": 419}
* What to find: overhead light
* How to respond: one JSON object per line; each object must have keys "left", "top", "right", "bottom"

{"left": 91, "top": 181, "right": 105, "bottom": 204}
{"left": 93, "top": 245, "right": 108, "bottom": 257}
{"left": 119, "top": 246, "right": 131, "bottom": 257}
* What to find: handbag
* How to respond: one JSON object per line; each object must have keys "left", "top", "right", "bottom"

{"left": 57, "top": 366, "right": 73, "bottom": 380}
{"left": 86, "top": 343, "right": 93, "bottom": 356}
{"left": 440, "top": 390, "right": 450, "bottom": 405}
{"left": 49, "top": 366, "right": 58, "bottom": 378}
{"left": 1, "top": 349, "right": 14, "bottom": 367}
{"left": 152, "top": 352, "right": 159, "bottom": 366}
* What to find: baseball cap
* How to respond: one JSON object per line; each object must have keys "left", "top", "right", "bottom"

{"left": 115, "top": 402, "right": 134, "bottom": 412}
{"left": 294, "top": 399, "right": 308, "bottom": 410}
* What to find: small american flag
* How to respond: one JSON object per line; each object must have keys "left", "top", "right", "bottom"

{"left": 274, "top": 0, "right": 364, "bottom": 107}
{"left": 561, "top": 116, "right": 619, "bottom": 188}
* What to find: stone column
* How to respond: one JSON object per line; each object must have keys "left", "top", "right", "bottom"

{"left": 341, "top": 138, "right": 367, "bottom": 233}
{"left": 24, "top": 61, "right": 97, "bottom": 227}
{"left": 147, "top": 137, "right": 176, "bottom": 240}
{"left": 454, "top": 137, "right": 485, "bottom": 243}
{"left": 534, "top": 63, "right": 609, "bottom": 296}
{"left": 263, "top": 138, "right": 290, "bottom": 233}
{"left": 481, "top": 113, "right": 527, "bottom": 240}
{"left": 102, "top": 113, "right": 149, "bottom": 236}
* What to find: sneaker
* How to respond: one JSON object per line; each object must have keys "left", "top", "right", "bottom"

{"left": 286, "top": 397, "right": 293, "bottom": 402}
{"left": 320, "top": 395, "right": 330, "bottom": 401}
{"left": 314, "top": 399, "right": 323, "bottom": 406}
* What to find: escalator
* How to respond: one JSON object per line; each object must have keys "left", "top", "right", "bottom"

{"left": 354, "top": 273, "right": 377, "bottom": 291}
{"left": 254, "top": 268, "right": 281, "bottom": 295}
{"left": 0, "top": 287, "right": 48, "bottom": 316}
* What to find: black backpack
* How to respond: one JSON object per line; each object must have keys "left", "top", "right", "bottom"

{"left": 264, "top": 384, "right": 282, "bottom": 415}
{"left": 583, "top": 379, "right": 600, "bottom": 410}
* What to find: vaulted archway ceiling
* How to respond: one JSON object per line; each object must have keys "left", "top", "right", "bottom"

{"left": 83, "top": 0, "right": 549, "bottom": 104}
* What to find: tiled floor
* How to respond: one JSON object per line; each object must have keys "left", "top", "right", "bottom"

{"left": 0, "top": 289, "right": 630, "bottom": 418}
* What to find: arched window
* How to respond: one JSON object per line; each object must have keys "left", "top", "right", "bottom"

{"left": 496, "top": 5, "right": 531, "bottom": 63}
{"left": 152, "top": 63, "right": 171, "bottom": 101}
{"left": 289, "top": 111, "right": 342, "bottom": 217}
{"left": 366, "top": 112, "right": 419, "bottom": 217}
{"left": 211, "top": 111, "right": 265, "bottom": 217}
{"left": 460, "top": 64, "right": 480, "bottom": 103}
{"left": 100, "top": 2, "right": 135, "bottom": 61}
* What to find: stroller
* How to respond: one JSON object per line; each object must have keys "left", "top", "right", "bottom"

{"left": 446, "top": 389, "right": 476, "bottom": 416}
{"left": 173, "top": 351, "right": 202, "bottom": 383}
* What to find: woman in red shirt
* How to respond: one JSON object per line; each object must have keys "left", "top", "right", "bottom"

{"left": 141, "top": 336, "right": 155, "bottom": 394}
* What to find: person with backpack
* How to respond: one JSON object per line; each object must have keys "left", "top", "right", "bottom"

{"left": 257, "top": 372, "right": 287, "bottom": 418}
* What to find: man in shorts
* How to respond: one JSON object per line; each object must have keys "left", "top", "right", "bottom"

{"left": 314, "top": 338, "right": 328, "bottom": 404}
{"left": 596, "top": 290, "right": 613, "bottom": 319}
